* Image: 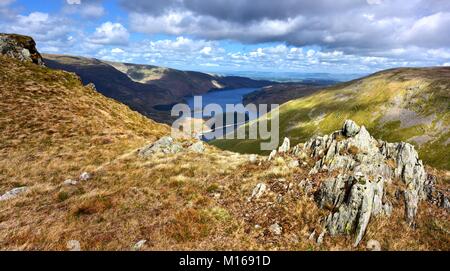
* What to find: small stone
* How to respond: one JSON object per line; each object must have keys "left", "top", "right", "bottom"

{"left": 79, "top": 172, "right": 91, "bottom": 181}
{"left": 189, "top": 141, "right": 205, "bottom": 153}
{"left": 249, "top": 154, "right": 258, "bottom": 164}
{"left": 269, "top": 223, "right": 282, "bottom": 235}
{"left": 132, "top": 240, "right": 147, "bottom": 251}
{"left": 342, "top": 119, "right": 361, "bottom": 137}
{"left": 86, "top": 83, "right": 96, "bottom": 91}
{"left": 366, "top": 239, "right": 381, "bottom": 251}
{"left": 288, "top": 160, "right": 300, "bottom": 168}
{"left": 317, "top": 231, "right": 326, "bottom": 244}
{"left": 383, "top": 201, "right": 393, "bottom": 216}
{"left": 254, "top": 224, "right": 262, "bottom": 229}
{"left": 0, "top": 187, "right": 28, "bottom": 201}
{"left": 268, "top": 150, "right": 276, "bottom": 161}
{"left": 248, "top": 183, "right": 267, "bottom": 201}
{"left": 308, "top": 231, "right": 316, "bottom": 241}
{"left": 63, "top": 179, "right": 77, "bottom": 186}
{"left": 67, "top": 240, "right": 81, "bottom": 251}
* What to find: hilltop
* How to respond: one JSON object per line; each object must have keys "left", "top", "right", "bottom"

{"left": 43, "top": 54, "right": 273, "bottom": 123}
{"left": 213, "top": 67, "right": 450, "bottom": 170}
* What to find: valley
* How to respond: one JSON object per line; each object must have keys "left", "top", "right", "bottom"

{"left": 213, "top": 68, "right": 450, "bottom": 170}
{"left": 43, "top": 54, "right": 274, "bottom": 124}
{"left": 0, "top": 33, "right": 448, "bottom": 252}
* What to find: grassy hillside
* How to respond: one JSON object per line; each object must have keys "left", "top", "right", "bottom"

{"left": 43, "top": 55, "right": 174, "bottom": 123}
{"left": 243, "top": 83, "right": 325, "bottom": 106}
{"left": 106, "top": 61, "right": 273, "bottom": 98}
{"left": 212, "top": 67, "right": 450, "bottom": 170}
{"left": 0, "top": 55, "right": 448, "bottom": 251}
{"left": 0, "top": 55, "right": 169, "bottom": 189}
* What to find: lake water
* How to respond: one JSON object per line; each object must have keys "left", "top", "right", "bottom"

{"left": 185, "top": 87, "right": 260, "bottom": 119}
{"left": 185, "top": 87, "right": 260, "bottom": 138}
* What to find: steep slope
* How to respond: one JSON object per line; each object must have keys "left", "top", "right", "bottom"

{"left": 106, "top": 61, "right": 273, "bottom": 98}
{"left": 42, "top": 55, "right": 174, "bottom": 123}
{"left": 212, "top": 67, "right": 450, "bottom": 170}
{"left": 0, "top": 54, "right": 169, "bottom": 189}
{"left": 243, "top": 83, "right": 327, "bottom": 106}
{"left": 43, "top": 54, "right": 274, "bottom": 123}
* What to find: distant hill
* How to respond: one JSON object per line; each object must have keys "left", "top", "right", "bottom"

{"left": 212, "top": 67, "right": 450, "bottom": 170}
{"left": 242, "top": 82, "right": 334, "bottom": 107}
{"left": 44, "top": 54, "right": 273, "bottom": 123}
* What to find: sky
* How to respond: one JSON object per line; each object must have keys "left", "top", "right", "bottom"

{"left": 0, "top": 0, "right": 449, "bottom": 74}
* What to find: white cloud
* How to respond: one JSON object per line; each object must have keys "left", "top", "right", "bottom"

{"left": 111, "top": 48, "right": 125, "bottom": 54}
{"left": 88, "top": 22, "right": 129, "bottom": 45}
{"left": 3, "top": 12, "right": 74, "bottom": 42}
{"left": 67, "top": 0, "right": 81, "bottom": 4}
{"left": 404, "top": 12, "right": 450, "bottom": 48}
{"left": 200, "top": 46, "right": 212, "bottom": 55}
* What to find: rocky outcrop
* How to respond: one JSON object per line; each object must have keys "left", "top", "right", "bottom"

{"left": 0, "top": 187, "right": 28, "bottom": 201}
{"left": 0, "top": 33, "right": 44, "bottom": 65}
{"left": 284, "top": 120, "right": 428, "bottom": 246}
{"left": 138, "top": 136, "right": 206, "bottom": 157}
{"left": 188, "top": 141, "right": 205, "bottom": 153}
{"left": 278, "top": 137, "right": 290, "bottom": 153}
{"left": 138, "top": 136, "right": 184, "bottom": 157}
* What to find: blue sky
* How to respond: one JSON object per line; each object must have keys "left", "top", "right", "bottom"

{"left": 1, "top": 0, "right": 449, "bottom": 74}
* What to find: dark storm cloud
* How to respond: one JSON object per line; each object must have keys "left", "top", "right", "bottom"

{"left": 119, "top": 0, "right": 450, "bottom": 55}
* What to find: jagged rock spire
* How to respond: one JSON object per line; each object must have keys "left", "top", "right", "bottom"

{"left": 292, "top": 120, "right": 428, "bottom": 246}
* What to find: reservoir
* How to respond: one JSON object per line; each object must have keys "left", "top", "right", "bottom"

{"left": 184, "top": 87, "right": 260, "bottom": 139}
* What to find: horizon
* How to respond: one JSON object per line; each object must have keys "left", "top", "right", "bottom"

{"left": 0, "top": 0, "right": 449, "bottom": 75}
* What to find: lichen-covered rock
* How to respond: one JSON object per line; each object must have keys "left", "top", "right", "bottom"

{"left": 132, "top": 240, "right": 147, "bottom": 251}
{"left": 248, "top": 183, "right": 267, "bottom": 201}
{"left": 342, "top": 119, "right": 360, "bottom": 137}
{"left": 138, "top": 136, "right": 183, "bottom": 157}
{"left": 367, "top": 239, "right": 381, "bottom": 251}
{"left": 66, "top": 240, "right": 81, "bottom": 251}
{"left": 79, "top": 172, "right": 91, "bottom": 181}
{"left": 63, "top": 179, "right": 78, "bottom": 186}
{"left": 424, "top": 174, "right": 450, "bottom": 212}
{"left": 188, "top": 141, "right": 205, "bottom": 153}
{"left": 292, "top": 120, "right": 428, "bottom": 246}
{"left": 249, "top": 154, "right": 258, "bottom": 164}
{"left": 269, "top": 223, "right": 282, "bottom": 235}
{"left": 268, "top": 150, "right": 276, "bottom": 161}
{"left": 0, "top": 33, "right": 44, "bottom": 65}
{"left": 0, "top": 187, "right": 28, "bottom": 201}
{"left": 278, "top": 137, "right": 290, "bottom": 153}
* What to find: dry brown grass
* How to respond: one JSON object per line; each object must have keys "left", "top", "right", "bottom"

{"left": 0, "top": 56, "right": 448, "bottom": 251}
